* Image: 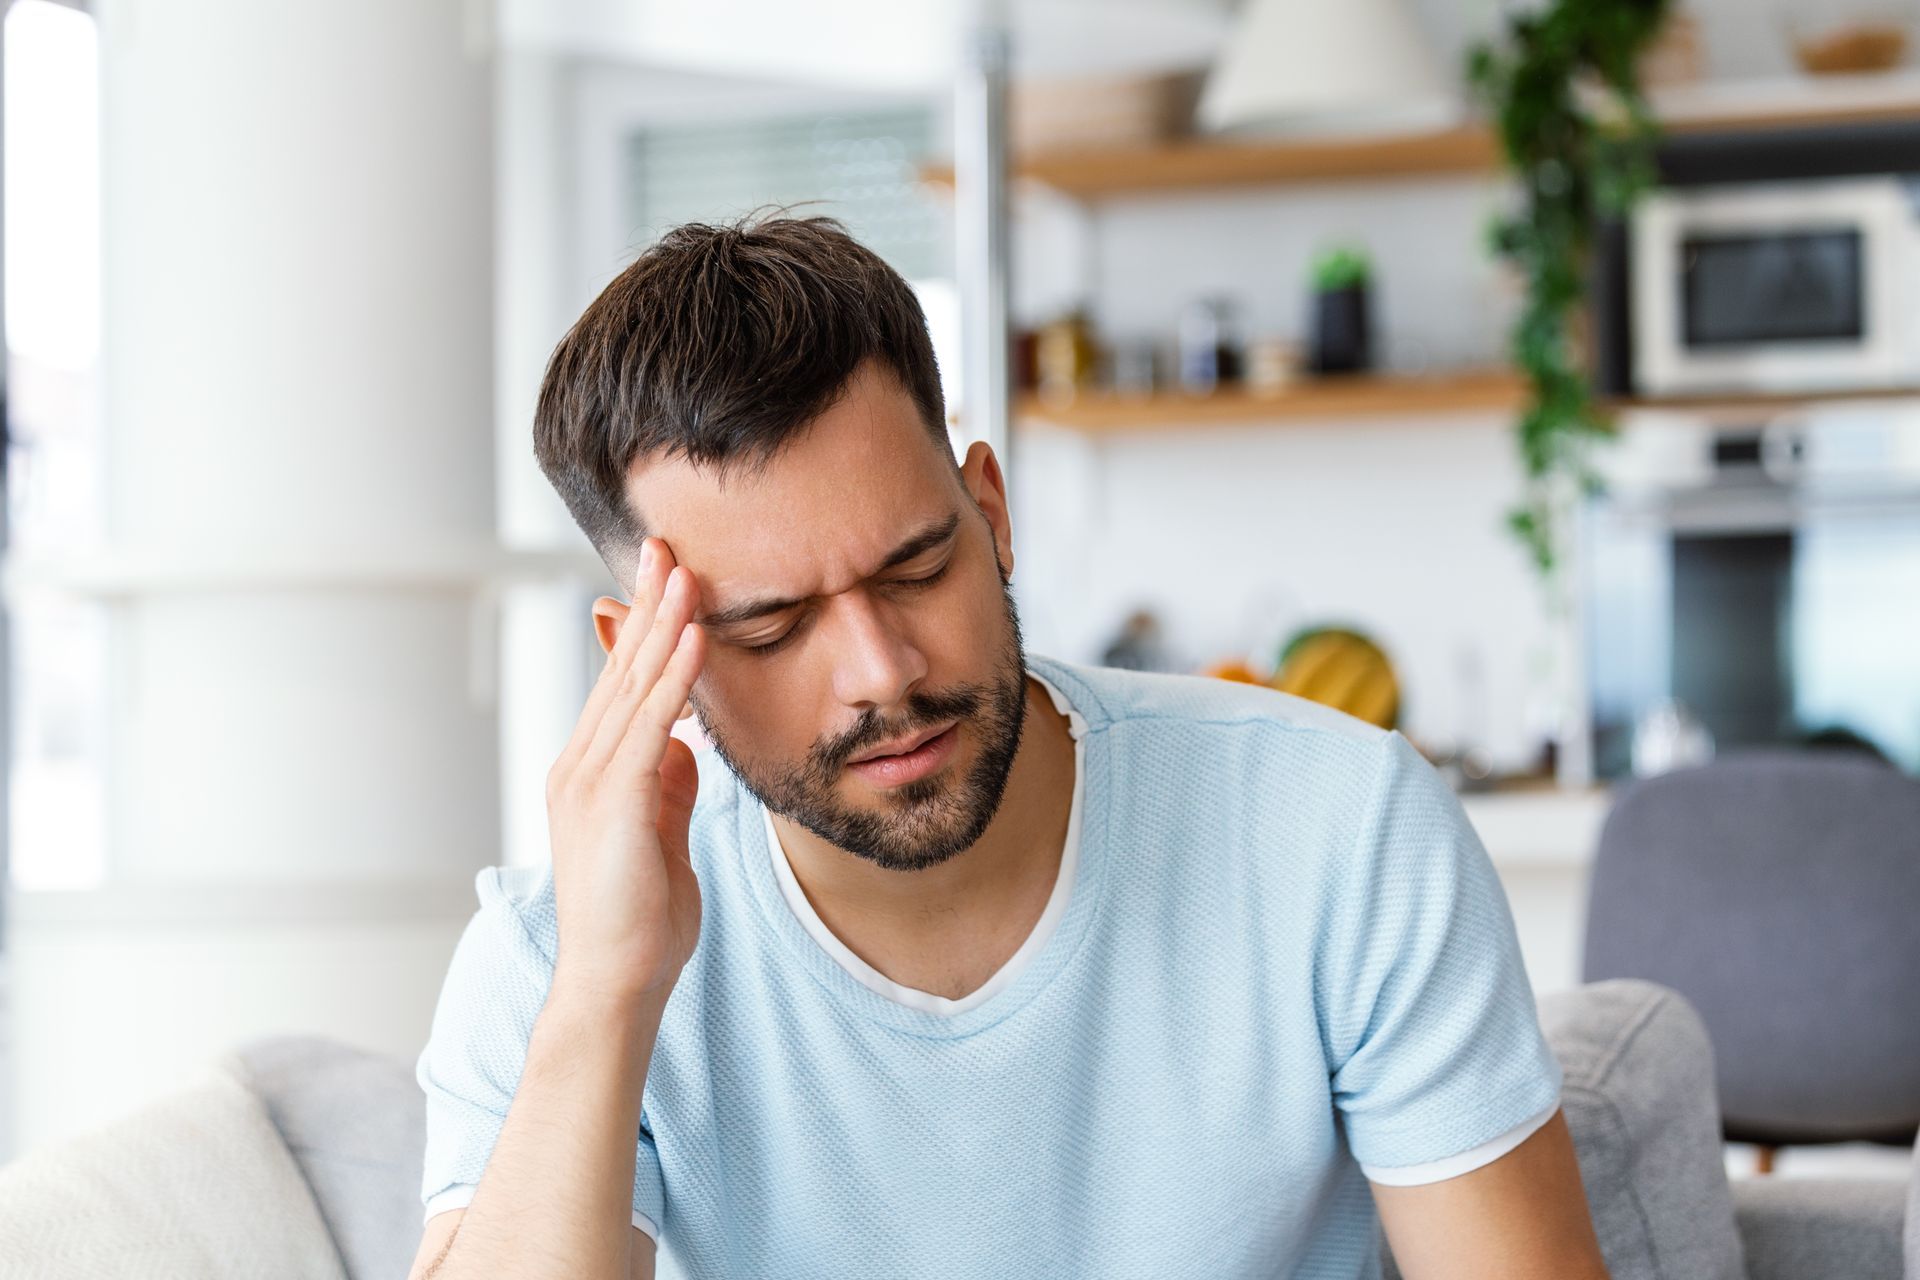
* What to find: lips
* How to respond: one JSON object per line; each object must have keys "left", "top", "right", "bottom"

{"left": 848, "top": 720, "right": 956, "bottom": 764}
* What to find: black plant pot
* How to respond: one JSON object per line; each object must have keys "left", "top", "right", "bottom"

{"left": 1309, "top": 283, "right": 1372, "bottom": 375}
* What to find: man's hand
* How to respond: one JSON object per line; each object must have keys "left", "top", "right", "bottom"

{"left": 546, "top": 535, "right": 708, "bottom": 1006}
{"left": 1370, "top": 1109, "right": 1610, "bottom": 1279}
{"left": 415, "top": 545, "right": 701, "bottom": 1280}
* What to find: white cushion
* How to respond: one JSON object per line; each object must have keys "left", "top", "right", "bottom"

{"left": 0, "top": 1058, "right": 349, "bottom": 1279}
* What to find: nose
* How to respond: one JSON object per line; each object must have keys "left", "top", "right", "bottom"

{"left": 826, "top": 586, "right": 929, "bottom": 714}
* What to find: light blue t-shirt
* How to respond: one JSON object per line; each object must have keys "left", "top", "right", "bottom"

{"left": 417, "top": 653, "right": 1562, "bottom": 1279}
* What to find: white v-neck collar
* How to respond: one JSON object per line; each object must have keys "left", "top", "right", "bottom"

{"left": 760, "top": 670, "right": 1088, "bottom": 1017}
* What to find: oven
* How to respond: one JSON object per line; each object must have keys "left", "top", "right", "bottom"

{"left": 1580, "top": 402, "right": 1920, "bottom": 779}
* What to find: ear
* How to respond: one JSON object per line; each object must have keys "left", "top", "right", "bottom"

{"left": 590, "top": 595, "right": 631, "bottom": 656}
{"left": 959, "top": 441, "right": 1014, "bottom": 580}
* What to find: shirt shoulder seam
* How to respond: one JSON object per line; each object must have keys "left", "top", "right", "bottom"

{"left": 475, "top": 867, "right": 558, "bottom": 969}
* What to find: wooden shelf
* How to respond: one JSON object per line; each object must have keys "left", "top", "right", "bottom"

{"left": 1013, "top": 373, "right": 1920, "bottom": 435}
{"left": 923, "top": 73, "right": 1920, "bottom": 199}
{"left": 943, "top": 126, "right": 1498, "bottom": 197}
{"left": 1604, "top": 384, "right": 1920, "bottom": 414}
{"left": 1016, "top": 369, "right": 1526, "bottom": 432}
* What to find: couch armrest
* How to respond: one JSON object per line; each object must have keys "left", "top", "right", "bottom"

{"left": 1907, "top": 1141, "right": 1919, "bottom": 1280}
{"left": 1535, "top": 979, "right": 1748, "bottom": 1280}
{"left": 1381, "top": 980, "right": 1748, "bottom": 1280}
{"left": 1731, "top": 1175, "right": 1907, "bottom": 1280}
{"left": 228, "top": 1035, "right": 427, "bottom": 1280}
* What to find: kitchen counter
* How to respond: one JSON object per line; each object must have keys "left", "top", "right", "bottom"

{"left": 1456, "top": 784, "right": 1616, "bottom": 994}
{"left": 1460, "top": 784, "right": 1614, "bottom": 871}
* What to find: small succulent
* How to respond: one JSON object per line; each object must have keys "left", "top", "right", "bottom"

{"left": 1309, "top": 244, "right": 1372, "bottom": 293}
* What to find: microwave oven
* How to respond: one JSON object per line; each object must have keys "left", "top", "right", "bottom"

{"left": 1630, "top": 175, "right": 1920, "bottom": 396}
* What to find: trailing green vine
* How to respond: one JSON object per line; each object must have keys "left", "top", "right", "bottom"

{"left": 1466, "top": 0, "right": 1672, "bottom": 584}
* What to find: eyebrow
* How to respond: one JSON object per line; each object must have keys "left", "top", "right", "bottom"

{"left": 696, "top": 511, "right": 963, "bottom": 630}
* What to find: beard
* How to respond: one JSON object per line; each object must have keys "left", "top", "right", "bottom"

{"left": 693, "top": 556, "right": 1030, "bottom": 874}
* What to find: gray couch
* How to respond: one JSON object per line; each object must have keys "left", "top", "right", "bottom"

{"left": 0, "top": 980, "right": 1911, "bottom": 1279}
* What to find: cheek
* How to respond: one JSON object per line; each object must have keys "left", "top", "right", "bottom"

{"left": 946, "top": 563, "right": 1011, "bottom": 645}
{"left": 901, "top": 577, "right": 1007, "bottom": 688}
{"left": 700, "top": 658, "right": 818, "bottom": 757}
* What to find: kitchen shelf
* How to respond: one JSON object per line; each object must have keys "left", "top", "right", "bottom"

{"left": 1014, "top": 373, "right": 1920, "bottom": 435}
{"left": 1016, "top": 368, "right": 1526, "bottom": 433}
{"left": 1603, "top": 384, "right": 1920, "bottom": 414}
{"left": 933, "top": 126, "right": 1498, "bottom": 197}
{"left": 922, "top": 72, "right": 1920, "bottom": 199}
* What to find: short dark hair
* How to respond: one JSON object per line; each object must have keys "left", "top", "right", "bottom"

{"left": 532, "top": 212, "right": 951, "bottom": 589}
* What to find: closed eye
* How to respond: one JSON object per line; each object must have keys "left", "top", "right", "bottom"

{"left": 887, "top": 559, "right": 953, "bottom": 591}
{"left": 739, "top": 560, "right": 953, "bottom": 657}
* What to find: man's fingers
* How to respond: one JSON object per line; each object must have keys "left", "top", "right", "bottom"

{"left": 621, "top": 619, "right": 706, "bottom": 779}
{"left": 581, "top": 564, "right": 698, "bottom": 772}
{"left": 561, "top": 537, "right": 674, "bottom": 767}
{"left": 610, "top": 538, "right": 676, "bottom": 668}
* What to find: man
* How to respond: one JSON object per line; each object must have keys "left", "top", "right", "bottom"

{"left": 409, "top": 215, "right": 1610, "bottom": 1280}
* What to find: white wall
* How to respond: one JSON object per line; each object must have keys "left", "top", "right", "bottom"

{"left": 1009, "top": 411, "right": 1557, "bottom": 771}
{"left": 1024, "top": 175, "right": 1516, "bottom": 366}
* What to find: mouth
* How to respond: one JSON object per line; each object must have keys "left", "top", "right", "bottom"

{"left": 844, "top": 721, "right": 962, "bottom": 789}
{"left": 849, "top": 720, "right": 959, "bottom": 765}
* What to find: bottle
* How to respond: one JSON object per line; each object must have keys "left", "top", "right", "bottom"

{"left": 1178, "top": 296, "right": 1242, "bottom": 394}
{"left": 1037, "top": 309, "right": 1099, "bottom": 405}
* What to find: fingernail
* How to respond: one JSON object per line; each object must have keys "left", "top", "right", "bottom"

{"left": 638, "top": 540, "right": 655, "bottom": 581}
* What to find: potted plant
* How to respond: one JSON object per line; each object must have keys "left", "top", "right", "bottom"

{"left": 1466, "top": 0, "right": 1673, "bottom": 784}
{"left": 1466, "top": 0, "right": 1673, "bottom": 584}
{"left": 1306, "top": 244, "right": 1373, "bottom": 375}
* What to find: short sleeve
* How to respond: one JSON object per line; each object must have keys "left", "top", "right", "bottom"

{"left": 1317, "top": 731, "right": 1563, "bottom": 1178}
{"left": 415, "top": 866, "right": 665, "bottom": 1241}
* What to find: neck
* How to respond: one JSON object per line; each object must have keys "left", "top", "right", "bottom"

{"left": 771, "top": 673, "right": 1076, "bottom": 930}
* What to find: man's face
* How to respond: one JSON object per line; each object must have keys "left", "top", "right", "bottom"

{"left": 625, "top": 358, "right": 1029, "bottom": 873}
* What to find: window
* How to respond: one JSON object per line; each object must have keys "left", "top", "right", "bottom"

{"left": 625, "top": 106, "right": 945, "bottom": 281}
{"left": 622, "top": 104, "right": 962, "bottom": 428}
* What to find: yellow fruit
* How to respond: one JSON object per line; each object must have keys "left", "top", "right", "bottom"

{"left": 1273, "top": 632, "right": 1350, "bottom": 698}
{"left": 1270, "top": 626, "right": 1399, "bottom": 729}
{"left": 1203, "top": 659, "right": 1266, "bottom": 685}
{"left": 1348, "top": 668, "right": 1400, "bottom": 728}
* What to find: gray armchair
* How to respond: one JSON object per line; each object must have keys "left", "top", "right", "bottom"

{"left": 1583, "top": 748, "right": 1920, "bottom": 1158}
{"left": 0, "top": 979, "right": 1910, "bottom": 1278}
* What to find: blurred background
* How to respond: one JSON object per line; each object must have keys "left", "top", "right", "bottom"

{"left": 3, "top": 0, "right": 1918, "bottom": 1208}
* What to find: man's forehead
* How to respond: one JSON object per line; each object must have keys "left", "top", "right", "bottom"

{"left": 624, "top": 374, "right": 961, "bottom": 609}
